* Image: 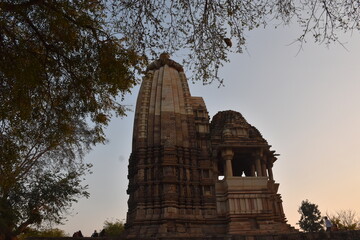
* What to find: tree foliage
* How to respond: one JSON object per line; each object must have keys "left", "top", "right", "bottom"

{"left": 103, "top": 219, "right": 125, "bottom": 237}
{"left": 328, "top": 210, "right": 360, "bottom": 230}
{"left": 0, "top": 1, "right": 142, "bottom": 239}
{"left": 298, "top": 199, "right": 323, "bottom": 232}
{"left": 18, "top": 228, "right": 68, "bottom": 240}
{"left": 0, "top": 164, "right": 89, "bottom": 238}
{"left": 113, "top": 0, "right": 360, "bottom": 84}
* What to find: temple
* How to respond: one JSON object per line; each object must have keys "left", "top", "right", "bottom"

{"left": 125, "top": 53, "right": 295, "bottom": 239}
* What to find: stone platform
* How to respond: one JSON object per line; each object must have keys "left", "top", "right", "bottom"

{"left": 27, "top": 230, "right": 360, "bottom": 240}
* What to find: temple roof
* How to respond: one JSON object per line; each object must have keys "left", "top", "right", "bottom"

{"left": 133, "top": 52, "right": 194, "bottom": 149}
{"left": 210, "top": 110, "right": 268, "bottom": 146}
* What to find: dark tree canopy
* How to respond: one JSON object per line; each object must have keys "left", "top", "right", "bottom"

{"left": 298, "top": 200, "right": 323, "bottom": 232}
{"left": 0, "top": 1, "right": 142, "bottom": 239}
{"left": 1, "top": 0, "right": 359, "bottom": 239}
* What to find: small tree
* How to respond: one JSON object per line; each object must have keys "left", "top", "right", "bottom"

{"left": 298, "top": 199, "right": 323, "bottom": 232}
{"left": 328, "top": 210, "right": 360, "bottom": 230}
{"left": 103, "top": 219, "right": 125, "bottom": 237}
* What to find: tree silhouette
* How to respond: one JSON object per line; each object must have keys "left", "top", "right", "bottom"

{"left": 298, "top": 199, "right": 323, "bottom": 232}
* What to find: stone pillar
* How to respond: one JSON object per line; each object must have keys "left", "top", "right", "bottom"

{"left": 250, "top": 164, "right": 256, "bottom": 177}
{"left": 222, "top": 148, "right": 234, "bottom": 177}
{"left": 255, "top": 155, "right": 262, "bottom": 177}
{"left": 261, "top": 152, "right": 268, "bottom": 177}
{"left": 262, "top": 162, "right": 267, "bottom": 177}
{"left": 268, "top": 166, "right": 274, "bottom": 181}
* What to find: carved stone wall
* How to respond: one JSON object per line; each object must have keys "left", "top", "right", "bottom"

{"left": 126, "top": 55, "right": 220, "bottom": 239}
{"left": 125, "top": 55, "right": 294, "bottom": 239}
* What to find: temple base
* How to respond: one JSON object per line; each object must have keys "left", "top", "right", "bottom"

{"left": 216, "top": 177, "right": 295, "bottom": 235}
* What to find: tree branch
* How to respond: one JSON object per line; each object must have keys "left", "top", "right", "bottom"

{"left": 0, "top": 0, "right": 44, "bottom": 12}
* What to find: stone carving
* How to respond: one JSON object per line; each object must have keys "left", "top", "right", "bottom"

{"left": 125, "top": 55, "right": 295, "bottom": 239}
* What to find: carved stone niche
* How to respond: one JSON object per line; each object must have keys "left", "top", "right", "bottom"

{"left": 163, "top": 166, "right": 174, "bottom": 176}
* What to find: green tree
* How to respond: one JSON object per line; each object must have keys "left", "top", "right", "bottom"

{"left": 328, "top": 210, "right": 360, "bottom": 230}
{"left": 0, "top": 1, "right": 142, "bottom": 240}
{"left": 103, "top": 219, "right": 125, "bottom": 237}
{"left": 298, "top": 199, "right": 323, "bottom": 232}
{"left": 18, "top": 228, "right": 67, "bottom": 240}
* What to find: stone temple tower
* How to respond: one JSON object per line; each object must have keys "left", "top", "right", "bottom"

{"left": 125, "top": 54, "right": 294, "bottom": 239}
{"left": 125, "top": 53, "right": 220, "bottom": 238}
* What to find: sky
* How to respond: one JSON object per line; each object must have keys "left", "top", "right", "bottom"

{"left": 59, "top": 25, "right": 360, "bottom": 236}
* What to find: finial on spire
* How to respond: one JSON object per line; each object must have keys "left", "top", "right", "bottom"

{"left": 159, "top": 52, "right": 170, "bottom": 60}
{"left": 146, "top": 52, "right": 184, "bottom": 72}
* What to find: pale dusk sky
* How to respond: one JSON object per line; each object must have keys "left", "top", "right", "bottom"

{"left": 59, "top": 25, "right": 360, "bottom": 236}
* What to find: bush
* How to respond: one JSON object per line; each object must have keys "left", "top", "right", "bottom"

{"left": 103, "top": 219, "right": 125, "bottom": 237}
{"left": 18, "top": 228, "right": 67, "bottom": 240}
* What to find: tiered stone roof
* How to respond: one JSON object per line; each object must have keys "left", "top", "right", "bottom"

{"left": 210, "top": 110, "right": 268, "bottom": 147}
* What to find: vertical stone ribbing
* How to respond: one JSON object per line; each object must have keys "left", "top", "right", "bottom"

{"left": 126, "top": 56, "right": 218, "bottom": 239}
